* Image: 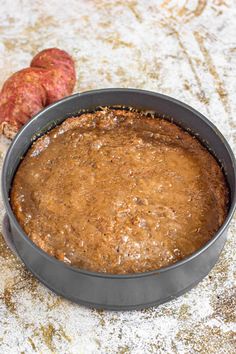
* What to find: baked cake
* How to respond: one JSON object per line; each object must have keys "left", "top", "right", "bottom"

{"left": 11, "top": 109, "right": 228, "bottom": 273}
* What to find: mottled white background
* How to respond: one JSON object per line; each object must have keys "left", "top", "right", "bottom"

{"left": 0, "top": 1, "right": 235, "bottom": 353}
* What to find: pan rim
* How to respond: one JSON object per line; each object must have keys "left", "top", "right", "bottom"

{"left": 2, "top": 88, "right": 236, "bottom": 279}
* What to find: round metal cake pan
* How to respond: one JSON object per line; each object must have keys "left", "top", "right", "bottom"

{"left": 2, "top": 88, "right": 236, "bottom": 310}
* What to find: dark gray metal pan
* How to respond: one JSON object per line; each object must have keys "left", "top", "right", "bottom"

{"left": 2, "top": 89, "right": 236, "bottom": 310}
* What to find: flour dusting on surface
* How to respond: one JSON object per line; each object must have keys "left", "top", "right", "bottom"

{"left": 0, "top": 1, "right": 236, "bottom": 353}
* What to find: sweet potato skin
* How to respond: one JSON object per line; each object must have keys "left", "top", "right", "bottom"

{"left": 0, "top": 68, "right": 47, "bottom": 138}
{"left": 0, "top": 48, "right": 76, "bottom": 138}
{"left": 31, "top": 48, "right": 76, "bottom": 96}
{"left": 31, "top": 48, "right": 75, "bottom": 72}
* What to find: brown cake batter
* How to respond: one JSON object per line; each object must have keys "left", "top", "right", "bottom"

{"left": 11, "top": 109, "right": 228, "bottom": 273}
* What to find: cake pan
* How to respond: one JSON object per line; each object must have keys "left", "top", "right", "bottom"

{"left": 2, "top": 88, "right": 236, "bottom": 310}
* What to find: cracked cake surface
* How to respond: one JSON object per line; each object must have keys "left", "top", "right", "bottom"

{"left": 11, "top": 109, "right": 228, "bottom": 273}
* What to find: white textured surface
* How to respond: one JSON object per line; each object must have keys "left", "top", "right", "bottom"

{"left": 0, "top": 1, "right": 235, "bottom": 353}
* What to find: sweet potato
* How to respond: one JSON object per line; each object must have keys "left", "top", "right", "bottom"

{"left": 31, "top": 48, "right": 76, "bottom": 94}
{"left": 0, "top": 48, "right": 76, "bottom": 139}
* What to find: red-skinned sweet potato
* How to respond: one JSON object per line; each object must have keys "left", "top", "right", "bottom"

{"left": 0, "top": 48, "right": 76, "bottom": 139}
{"left": 31, "top": 48, "right": 76, "bottom": 94}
